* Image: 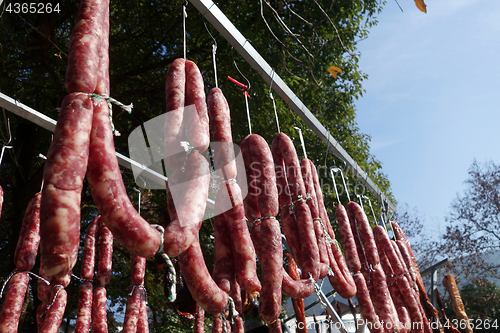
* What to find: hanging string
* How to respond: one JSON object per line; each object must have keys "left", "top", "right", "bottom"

{"left": 151, "top": 224, "right": 176, "bottom": 302}
{"left": 329, "top": 167, "right": 341, "bottom": 204}
{"left": 203, "top": 19, "right": 218, "bottom": 87}
{"left": 229, "top": 47, "right": 252, "bottom": 134}
{"left": 294, "top": 127, "right": 307, "bottom": 159}
{"left": 0, "top": 117, "right": 13, "bottom": 167}
{"left": 183, "top": 1, "right": 188, "bottom": 60}
{"left": 269, "top": 69, "right": 280, "bottom": 133}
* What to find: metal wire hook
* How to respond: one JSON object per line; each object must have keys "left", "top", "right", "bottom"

{"left": 0, "top": 117, "right": 13, "bottom": 167}
{"left": 230, "top": 47, "right": 251, "bottom": 92}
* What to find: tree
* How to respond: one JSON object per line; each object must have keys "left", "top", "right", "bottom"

{"left": 0, "top": 0, "right": 391, "bottom": 331}
{"left": 440, "top": 160, "right": 500, "bottom": 281}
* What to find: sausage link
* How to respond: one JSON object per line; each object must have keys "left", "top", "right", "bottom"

{"left": 229, "top": 278, "right": 243, "bottom": 314}
{"left": 37, "top": 263, "right": 51, "bottom": 301}
{"left": 137, "top": 290, "right": 149, "bottom": 333}
{"left": 233, "top": 316, "right": 245, "bottom": 333}
{"left": 369, "top": 263, "right": 400, "bottom": 332}
{"left": 212, "top": 212, "right": 234, "bottom": 294}
{"left": 164, "top": 58, "right": 186, "bottom": 170}
{"left": 64, "top": 0, "right": 106, "bottom": 93}
{"left": 208, "top": 87, "right": 237, "bottom": 180}
{"left": 247, "top": 134, "right": 279, "bottom": 217}
{"left": 178, "top": 235, "right": 229, "bottom": 316}
{"left": 36, "top": 300, "right": 49, "bottom": 332}
{"left": 327, "top": 240, "right": 357, "bottom": 299}
{"left": 282, "top": 267, "right": 315, "bottom": 299}
{"left": 373, "top": 226, "right": 424, "bottom": 332}
{"left": 96, "top": 222, "right": 113, "bottom": 287}
{"left": 87, "top": 101, "right": 161, "bottom": 258}
{"left": 92, "top": 287, "right": 108, "bottom": 333}
{"left": 295, "top": 201, "right": 320, "bottom": 281}
{"left": 352, "top": 272, "right": 384, "bottom": 333}
{"left": 40, "top": 92, "right": 93, "bottom": 279}
{"left": 194, "top": 307, "right": 205, "bottom": 333}
{"left": 185, "top": 60, "right": 210, "bottom": 153}
{"left": 280, "top": 206, "right": 303, "bottom": 268}
{"left": 94, "top": 0, "right": 110, "bottom": 95}
{"left": 346, "top": 201, "right": 379, "bottom": 266}
{"left": 286, "top": 254, "right": 308, "bottom": 333}
{"left": 309, "top": 160, "right": 333, "bottom": 239}
{"left": 0, "top": 272, "right": 29, "bottom": 333}
{"left": 239, "top": 135, "right": 261, "bottom": 222}
{"left": 163, "top": 150, "right": 210, "bottom": 257}
{"left": 258, "top": 218, "right": 283, "bottom": 324}
{"left": 346, "top": 204, "right": 368, "bottom": 275}
{"left": 301, "top": 159, "right": 329, "bottom": 279}
{"left": 335, "top": 203, "right": 361, "bottom": 272}
{"left": 268, "top": 321, "right": 283, "bottom": 333}
{"left": 123, "top": 286, "right": 142, "bottom": 333}
{"left": 130, "top": 254, "right": 146, "bottom": 286}
{"left": 74, "top": 281, "right": 93, "bottom": 333}
{"left": 378, "top": 246, "right": 410, "bottom": 333}
{"left": 220, "top": 180, "right": 261, "bottom": 295}
{"left": 41, "top": 287, "right": 68, "bottom": 333}
{"left": 80, "top": 216, "right": 100, "bottom": 281}
{"left": 14, "top": 192, "right": 41, "bottom": 271}
{"left": 273, "top": 133, "right": 306, "bottom": 201}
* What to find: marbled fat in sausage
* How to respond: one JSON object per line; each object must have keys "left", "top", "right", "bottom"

{"left": 91, "top": 287, "right": 108, "bottom": 333}
{"left": 194, "top": 307, "right": 205, "bottom": 333}
{"left": 40, "top": 92, "right": 93, "bottom": 279}
{"left": 220, "top": 181, "right": 261, "bottom": 295}
{"left": 80, "top": 215, "right": 100, "bottom": 281}
{"left": 212, "top": 212, "right": 234, "bottom": 294}
{"left": 123, "top": 286, "right": 142, "bottom": 333}
{"left": 178, "top": 235, "right": 229, "bottom": 316}
{"left": 94, "top": 0, "right": 110, "bottom": 95}
{"left": 0, "top": 273, "right": 29, "bottom": 333}
{"left": 87, "top": 101, "right": 161, "bottom": 258}
{"left": 353, "top": 272, "right": 384, "bottom": 333}
{"left": 208, "top": 87, "right": 237, "bottom": 179}
{"left": 74, "top": 281, "right": 93, "bottom": 333}
{"left": 95, "top": 222, "right": 113, "bottom": 287}
{"left": 164, "top": 58, "right": 186, "bottom": 170}
{"left": 14, "top": 192, "right": 41, "bottom": 271}
{"left": 40, "top": 287, "right": 68, "bottom": 333}
{"left": 185, "top": 60, "right": 210, "bottom": 153}
{"left": 346, "top": 201, "right": 379, "bottom": 266}
{"left": 335, "top": 204, "right": 361, "bottom": 272}
{"left": 65, "top": 0, "right": 107, "bottom": 93}
{"left": 163, "top": 150, "right": 210, "bottom": 257}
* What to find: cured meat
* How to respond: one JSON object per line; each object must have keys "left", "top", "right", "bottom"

{"left": 212, "top": 212, "right": 234, "bottom": 294}
{"left": 301, "top": 159, "right": 329, "bottom": 279}
{"left": 287, "top": 254, "right": 308, "bottom": 333}
{"left": 194, "top": 307, "right": 205, "bottom": 333}
{"left": 178, "top": 235, "right": 229, "bottom": 316}
{"left": 75, "top": 281, "right": 93, "bottom": 333}
{"left": 378, "top": 246, "right": 410, "bottom": 333}
{"left": 0, "top": 272, "right": 29, "bottom": 333}
{"left": 164, "top": 58, "right": 187, "bottom": 170}
{"left": 220, "top": 181, "right": 261, "bottom": 295}
{"left": 91, "top": 287, "right": 108, "bottom": 333}
{"left": 346, "top": 202, "right": 379, "bottom": 266}
{"left": 352, "top": 272, "right": 384, "bottom": 333}
{"left": 65, "top": 0, "right": 108, "bottom": 93}
{"left": 94, "top": 0, "right": 110, "bottom": 95}
{"left": 40, "top": 287, "right": 68, "bottom": 333}
{"left": 137, "top": 291, "right": 149, "bottom": 333}
{"left": 163, "top": 150, "right": 210, "bottom": 257}
{"left": 208, "top": 87, "right": 237, "bottom": 179}
{"left": 14, "top": 192, "right": 41, "bottom": 271}
{"left": 96, "top": 222, "right": 113, "bottom": 287}
{"left": 327, "top": 239, "right": 357, "bottom": 299}
{"left": 40, "top": 92, "right": 93, "bottom": 279}
{"left": 335, "top": 204, "right": 361, "bottom": 272}
{"left": 443, "top": 275, "right": 473, "bottom": 333}
{"left": 80, "top": 215, "right": 100, "bottom": 281}
{"left": 185, "top": 60, "right": 209, "bottom": 153}
{"left": 87, "top": 100, "right": 161, "bottom": 258}
{"left": 123, "top": 287, "right": 142, "bottom": 333}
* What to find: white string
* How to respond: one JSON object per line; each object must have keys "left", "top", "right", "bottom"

{"left": 212, "top": 45, "right": 218, "bottom": 88}
{"left": 269, "top": 70, "right": 280, "bottom": 133}
{"left": 183, "top": 4, "right": 187, "bottom": 60}
{"left": 294, "top": 127, "right": 307, "bottom": 159}
{"left": 245, "top": 93, "right": 252, "bottom": 134}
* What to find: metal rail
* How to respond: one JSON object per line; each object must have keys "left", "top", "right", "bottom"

{"left": 189, "top": 0, "right": 396, "bottom": 213}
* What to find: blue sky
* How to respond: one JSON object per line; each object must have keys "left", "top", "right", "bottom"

{"left": 355, "top": 0, "right": 500, "bottom": 239}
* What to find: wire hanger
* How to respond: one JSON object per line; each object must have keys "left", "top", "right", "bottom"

{"left": 329, "top": 154, "right": 348, "bottom": 203}
{"left": 228, "top": 47, "right": 252, "bottom": 134}
{"left": 183, "top": 1, "right": 188, "bottom": 60}
{"left": 293, "top": 127, "right": 307, "bottom": 159}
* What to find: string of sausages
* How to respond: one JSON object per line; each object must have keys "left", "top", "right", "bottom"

{"left": 0, "top": 0, "right": 470, "bottom": 332}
